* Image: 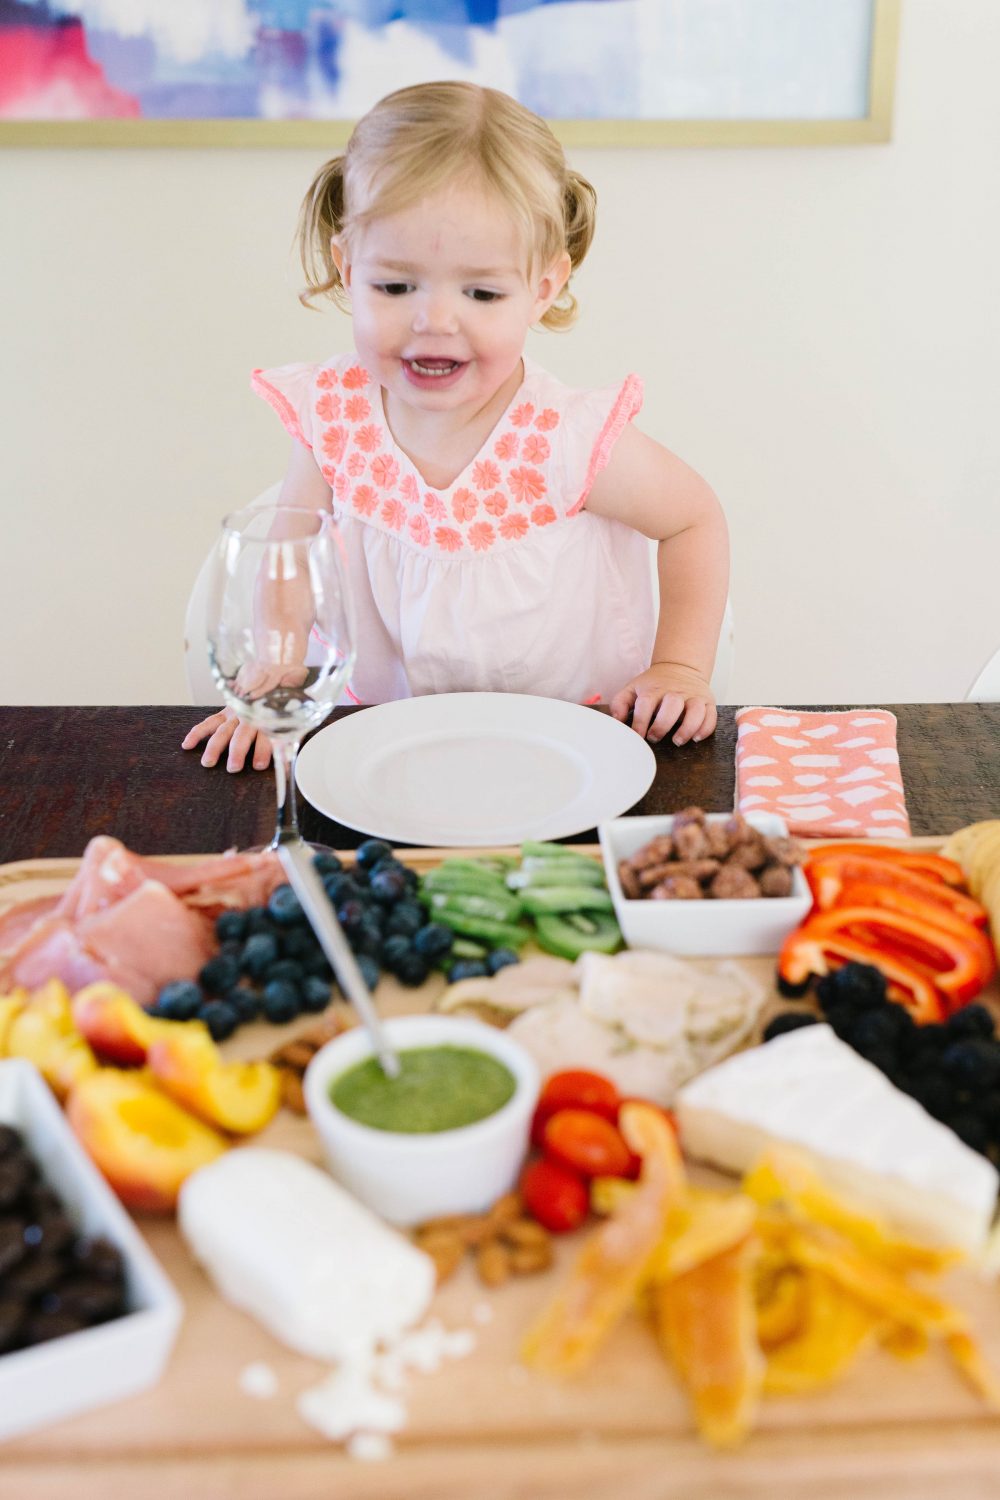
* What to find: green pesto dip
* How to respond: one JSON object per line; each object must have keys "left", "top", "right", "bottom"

{"left": 330, "top": 1045, "right": 516, "bottom": 1134}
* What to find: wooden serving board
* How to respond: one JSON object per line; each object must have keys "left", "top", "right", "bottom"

{"left": 4, "top": 846, "right": 1000, "bottom": 1500}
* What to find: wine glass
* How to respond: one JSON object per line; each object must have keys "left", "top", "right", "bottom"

{"left": 205, "top": 505, "right": 357, "bottom": 849}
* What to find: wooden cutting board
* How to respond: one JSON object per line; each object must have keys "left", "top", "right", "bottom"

{"left": 3, "top": 845, "right": 1000, "bottom": 1500}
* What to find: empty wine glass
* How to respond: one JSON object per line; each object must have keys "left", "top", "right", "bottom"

{"left": 206, "top": 505, "right": 357, "bottom": 849}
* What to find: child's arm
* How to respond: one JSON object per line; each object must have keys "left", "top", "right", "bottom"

{"left": 583, "top": 426, "right": 730, "bottom": 744}
{"left": 182, "top": 442, "right": 333, "bottom": 772}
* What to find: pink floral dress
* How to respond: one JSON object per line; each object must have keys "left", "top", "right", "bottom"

{"left": 251, "top": 353, "right": 656, "bottom": 705}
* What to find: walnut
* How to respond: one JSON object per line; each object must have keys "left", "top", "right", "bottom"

{"left": 709, "top": 866, "right": 762, "bottom": 899}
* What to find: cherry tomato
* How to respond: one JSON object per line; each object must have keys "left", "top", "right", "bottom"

{"left": 543, "top": 1108, "right": 633, "bottom": 1180}
{"left": 520, "top": 1156, "right": 589, "bottom": 1233}
{"left": 530, "top": 1069, "right": 621, "bottom": 1146}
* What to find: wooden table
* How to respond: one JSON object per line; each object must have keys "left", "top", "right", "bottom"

{"left": 1, "top": 703, "right": 998, "bottom": 861}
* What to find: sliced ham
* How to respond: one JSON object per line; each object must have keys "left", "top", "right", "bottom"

{"left": 78, "top": 880, "right": 216, "bottom": 1007}
{"left": 2, "top": 918, "right": 108, "bottom": 996}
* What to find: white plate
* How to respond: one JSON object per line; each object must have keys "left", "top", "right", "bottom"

{"left": 295, "top": 693, "right": 656, "bottom": 847}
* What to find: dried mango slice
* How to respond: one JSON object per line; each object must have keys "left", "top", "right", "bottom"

{"left": 788, "top": 1227, "right": 965, "bottom": 1337}
{"left": 763, "top": 1269, "right": 876, "bottom": 1395}
{"left": 522, "top": 1103, "right": 682, "bottom": 1376}
{"left": 756, "top": 1266, "right": 810, "bottom": 1351}
{"left": 652, "top": 1231, "right": 764, "bottom": 1447}
{"left": 650, "top": 1190, "right": 757, "bottom": 1281}
{"left": 947, "top": 1331, "right": 1000, "bottom": 1411}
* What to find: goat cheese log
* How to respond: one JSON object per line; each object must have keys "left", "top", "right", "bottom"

{"left": 178, "top": 1149, "right": 436, "bottom": 1362}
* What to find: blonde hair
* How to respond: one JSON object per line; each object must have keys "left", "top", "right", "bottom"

{"left": 297, "top": 82, "right": 596, "bottom": 331}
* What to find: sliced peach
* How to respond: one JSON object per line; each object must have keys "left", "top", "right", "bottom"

{"left": 147, "top": 1028, "right": 281, "bottom": 1136}
{"left": 71, "top": 982, "right": 174, "bottom": 1066}
{"left": 28, "top": 978, "right": 75, "bottom": 1030}
{"left": 67, "top": 1069, "right": 228, "bottom": 1213}
{"left": 6, "top": 1005, "right": 98, "bottom": 1101}
{"left": 0, "top": 991, "right": 28, "bottom": 1054}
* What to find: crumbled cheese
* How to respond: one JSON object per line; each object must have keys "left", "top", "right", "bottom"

{"left": 347, "top": 1432, "right": 394, "bottom": 1462}
{"left": 238, "top": 1362, "right": 278, "bottom": 1400}
{"left": 298, "top": 1365, "right": 406, "bottom": 1443}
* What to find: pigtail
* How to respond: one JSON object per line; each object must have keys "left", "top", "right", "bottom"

{"left": 297, "top": 155, "right": 349, "bottom": 311}
{"left": 540, "top": 168, "right": 597, "bottom": 332}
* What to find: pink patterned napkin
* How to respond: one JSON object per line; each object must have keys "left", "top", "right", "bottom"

{"left": 734, "top": 707, "right": 911, "bottom": 838}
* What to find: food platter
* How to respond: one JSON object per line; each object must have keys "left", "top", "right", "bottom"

{"left": 4, "top": 844, "right": 1000, "bottom": 1500}
{"left": 294, "top": 694, "right": 657, "bottom": 846}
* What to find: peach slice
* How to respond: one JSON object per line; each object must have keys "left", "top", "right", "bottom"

{"left": 147, "top": 1028, "right": 281, "bottom": 1136}
{"left": 67, "top": 1069, "right": 228, "bottom": 1213}
{"left": 71, "top": 982, "right": 175, "bottom": 1066}
{"left": 6, "top": 988, "right": 98, "bottom": 1101}
{"left": 0, "top": 990, "right": 28, "bottom": 1054}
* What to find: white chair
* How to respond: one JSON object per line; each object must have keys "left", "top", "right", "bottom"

{"left": 184, "top": 498, "right": 735, "bottom": 706}
{"left": 966, "top": 646, "right": 1000, "bottom": 702}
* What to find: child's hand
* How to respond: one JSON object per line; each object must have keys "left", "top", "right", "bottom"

{"left": 181, "top": 708, "right": 273, "bottom": 772}
{"left": 610, "top": 663, "right": 717, "bottom": 745}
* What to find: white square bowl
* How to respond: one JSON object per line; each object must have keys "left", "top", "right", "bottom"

{"left": 598, "top": 811, "right": 811, "bottom": 957}
{"left": 0, "top": 1059, "right": 183, "bottom": 1442}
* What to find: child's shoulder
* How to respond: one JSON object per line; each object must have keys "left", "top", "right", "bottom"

{"left": 522, "top": 357, "right": 643, "bottom": 426}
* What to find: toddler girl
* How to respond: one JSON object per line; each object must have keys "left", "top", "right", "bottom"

{"left": 185, "top": 82, "right": 729, "bottom": 773}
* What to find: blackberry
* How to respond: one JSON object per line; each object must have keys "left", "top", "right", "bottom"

{"left": 945, "top": 1004, "right": 996, "bottom": 1042}
{"left": 153, "top": 980, "right": 203, "bottom": 1021}
{"left": 847, "top": 1008, "right": 904, "bottom": 1059}
{"left": 818, "top": 963, "right": 887, "bottom": 1013}
{"left": 762, "top": 1012, "right": 820, "bottom": 1044}
{"left": 199, "top": 999, "right": 239, "bottom": 1042}
{"left": 775, "top": 972, "right": 812, "bottom": 999}
{"left": 822, "top": 1002, "right": 857, "bottom": 1041}
{"left": 941, "top": 1041, "right": 1000, "bottom": 1091}
{"left": 948, "top": 1109, "right": 991, "bottom": 1154}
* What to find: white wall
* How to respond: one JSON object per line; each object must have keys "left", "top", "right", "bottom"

{"left": 2, "top": 0, "right": 998, "bottom": 706}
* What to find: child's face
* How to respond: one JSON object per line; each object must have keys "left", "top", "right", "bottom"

{"left": 333, "top": 178, "right": 569, "bottom": 422}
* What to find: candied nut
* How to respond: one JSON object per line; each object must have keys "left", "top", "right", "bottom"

{"left": 499, "top": 1217, "right": 552, "bottom": 1252}
{"left": 673, "top": 821, "right": 711, "bottom": 861}
{"left": 508, "top": 1241, "right": 554, "bottom": 1275}
{"left": 476, "top": 1241, "right": 513, "bottom": 1287}
{"left": 704, "top": 822, "right": 732, "bottom": 859}
{"left": 671, "top": 807, "right": 707, "bottom": 830}
{"left": 761, "top": 836, "right": 802, "bottom": 868}
{"left": 710, "top": 867, "right": 762, "bottom": 899}
{"left": 637, "top": 860, "right": 677, "bottom": 890}
{"left": 618, "top": 859, "right": 642, "bottom": 899}
{"left": 670, "top": 859, "right": 722, "bottom": 884}
{"left": 630, "top": 835, "right": 674, "bottom": 871}
{"left": 414, "top": 1229, "right": 465, "bottom": 1285}
{"left": 760, "top": 865, "right": 794, "bottom": 897}
{"left": 651, "top": 875, "right": 703, "bottom": 900}
{"left": 279, "top": 1070, "right": 306, "bottom": 1114}
{"left": 723, "top": 812, "right": 754, "bottom": 846}
{"left": 724, "top": 833, "right": 769, "bottom": 872}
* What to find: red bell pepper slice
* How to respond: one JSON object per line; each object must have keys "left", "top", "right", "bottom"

{"left": 778, "top": 920, "right": 944, "bottom": 1024}
{"left": 805, "top": 844, "right": 966, "bottom": 889}
{"left": 804, "top": 854, "right": 988, "bottom": 930}
{"left": 793, "top": 905, "right": 991, "bottom": 1007}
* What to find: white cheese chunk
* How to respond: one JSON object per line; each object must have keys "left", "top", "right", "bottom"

{"left": 676, "top": 1024, "right": 999, "bottom": 1253}
{"left": 178, "top": 1148, "right": 436, "bottom": 1363}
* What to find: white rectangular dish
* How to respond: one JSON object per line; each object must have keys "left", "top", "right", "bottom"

{"left": 0, "top": 1059, "right": 183, "bottom": 1441}
{"left": 599, "top": 811, "right": 811, "bottom": 956}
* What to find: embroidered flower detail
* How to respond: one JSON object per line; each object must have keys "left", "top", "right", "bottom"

{"left": 342, "top": 364, "right": 369, "bottom": 390}
{"left": 316, "top": 367, "right": 339, "bottom": 390}
{"left": 435, "top": 526, "right": 463, "bottom": 553}
{"left": 334, "top": 472, "right": 350, "bottom": 502}
{"left": 521, "top": 433, "right": 550, "bottom": 464}
{"left": 400, "top": 473, "right": 420, "bottom": 504}
{"left": 321, "top": 424, "right": 348, "bottom": 463}
{"left": 484, "top": 490, "right": 507, "bottom": 517}
{"left": 371, "top": 453, "right": 401, "bottom": 490}
{"left": 494, "top": 432, "right": 518, "bottom": 461}
{"left": 467, "top": 521, "right": 496, "bottom": 552}
{"left": 409, "top": 513, "right": 430, "bottom": 547}
{"left": 381, "top": 498, "right": 406, "bottom": 530}
{"left": 343, "top": 394, "right": 370, "bottom": 422}
{"left": 355, "top": 423, "right": 383, "bottom": 453}
{"left": 352, "top": 484, "right": 378, "bottom": 517}
{"left": 346, "top": 451, "right": 367, "bottom": 477}
{"left": 509, "top": 466, "right": 546, "bottom": 505}
{"left": 510, "top": 402, "right": 535, "bottom": 428}
{"left": 531, "top": 503, "right": 557, "bottom": 527}
{"left": 499, "top": 512, "right": 529, "bottom": 541}
{"left": 471, "top": 459, "right": 501, "bottom": 490}
{"left": 535, "top": 407, "right": 559, "bottom": 431}
{"left": 423, "top": 492, "right": 446, "bottom": 520}
{"left": 320, "top": 464, "right": 336, "bottom": 484}
{"left": 316, "top": 392, "right": 342, "bottom": 422}
{"left": 452, "top": 487, "right": 478, "bottom": 524}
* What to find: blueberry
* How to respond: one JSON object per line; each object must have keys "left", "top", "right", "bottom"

{"left": 267, "top": 884, "right": 304, "bottom": 926}
{"left": 395, "top": 953, "right": 431, "bottom": 987}
{"left": 448, "top": 959, "right": 489, "bottom": 982}
{"left": 215, "top": 910, "right": 247, "bottom": 944}
{"left": 280, "top": 928, "right": 317, "bottom": 961}
{"left": 941, "top": 1041, "right": 1000, "bottom": 1090}
{"left": 486, "top": 947, "right": 521, "bottom": 975}
{"left": 413, "top": 923, "right": 454, "bottom": 961}
{"left": 301, "top": 976, "right": 332, "bottom": 1013}
{"left": 244, "top": 907, "right": 276, "bottom": 937}
{"left": 199, "top": 999, "right": 239, "bottom": 1042}
{"left": 323, "top": 874, "right": 359, "bottom": 906}
{"left": 302, "top": 951, "right": 333, "bottom": 980}
{"left": 262, "top": 980, "right": 301, "bottom": 1024}
{"left": 355, "top": 954, "right": 381, "bottom": 991}
{"left": 218, "top": 937, "right": 244, "bottom": 961}
{"left": 353, "top": 911, "right": 384, "bottom": 958}
{"left": 199, "top": 954, "right": 242, "bottom": 996}
{"left": 337, "top": 900, "right": 365, "bottom": 934}
{"left": 385, "top": 900, "right": 425, "bottom": 939}
{"left": 356, "top": 839, "right": 392, "bottom": 869}
{"left": 946, "top": 1004, "right": 996, "bottom": 1041}
{"left": 380, "top": 934, "right": 413, "bottom": 973}
{"left": 312, "top": 851, "right": 343, "bottom": 876}
{"left": 241, "top": 932, "right": 279, "bottom": 979}
{"left": 369, "top": 867, "right": 408, "bottom": 905}
{"left": 264, "top": 958, "right": 304, "bottom": 989}
{"left": 762, "top": 1012, "right": 820, "bottom": 1043}
{"left": 153, "top": 980, "right": 203, "bottom": 1021}
{"left": 226, "top": 985, "right": 262, "bottom": 1023}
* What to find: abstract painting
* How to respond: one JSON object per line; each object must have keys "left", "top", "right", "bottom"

{"left": 0, "top": 0, "right": 898, "bottom": 145}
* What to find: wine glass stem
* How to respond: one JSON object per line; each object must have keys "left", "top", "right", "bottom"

{"left": 270, "top": 736, "right": 302, "bottom": 848}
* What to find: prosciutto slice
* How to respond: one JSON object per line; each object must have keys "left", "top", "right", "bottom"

{"left": 0, "top": 837, "right": 284, "bottom": 1008}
